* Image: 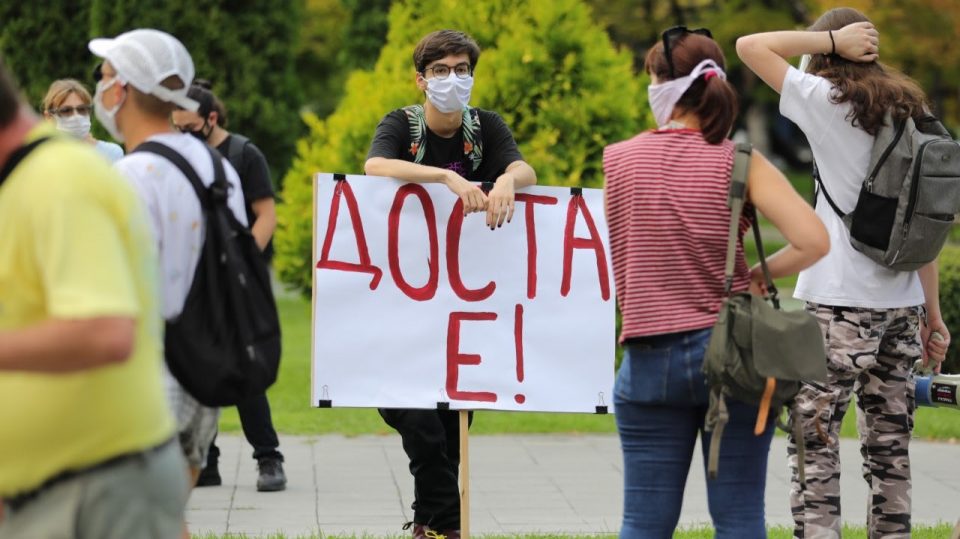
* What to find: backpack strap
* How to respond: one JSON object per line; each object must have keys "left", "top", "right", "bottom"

{"left": 705, "top": 387, "right": 730, "bottom": 480}
{"left": 225, "top": 133, "right": 250, "bottom": 175}
{"left": 462, "top": 107, "right": 483, "bottom": 174}
{"left": 0, "top": 137, "right": 52, "bottom": 188}
{"left": 726, "top": 142, "right": 780, "bottom": 308}
{"left": 133, "top": 141, "right": 229, "bottom": 208}
{"left": 403, "top": 105, "right": 428, "bottom": 164}
{"left": 813, "top": 160, "right": 846, "bottom": 219}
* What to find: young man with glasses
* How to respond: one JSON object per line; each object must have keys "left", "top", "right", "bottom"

{"left": 364, "top": 29, "right": 536, "bottom": 539}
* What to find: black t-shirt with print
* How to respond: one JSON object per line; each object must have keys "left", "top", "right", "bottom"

{"left": 366, "top": 108, "right": 523, "bottom": 181}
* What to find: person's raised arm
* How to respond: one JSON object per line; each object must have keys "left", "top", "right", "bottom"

{"left": 736, "top": 22, "right": 879, "bottom": 93}
{"left": 746, "top": 150, "right": 830, "bottom": 292}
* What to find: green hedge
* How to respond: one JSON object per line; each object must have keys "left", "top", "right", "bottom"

{"left": 0, "top": 2, "right": 92, "bottom": 109}
{"left": 90, "top": 0, "right": 304, "bottom": 182}
{"left": 275, "top": 0, "right": 652, "bottom": 295}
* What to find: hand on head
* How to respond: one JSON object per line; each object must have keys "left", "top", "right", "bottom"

{"left": 834, "top": 21, "right": 880, "bottom": 63}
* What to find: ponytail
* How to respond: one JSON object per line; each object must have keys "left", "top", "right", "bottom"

{"left": 682, "top": 74, "right": 738, "bottom": 145}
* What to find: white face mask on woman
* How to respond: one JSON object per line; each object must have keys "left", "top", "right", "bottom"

{"left": 93, "top": 77, "right": 126, "bottom": 143}
{"left": 426, "top": 75, "right": 473, "bottom": 113}
{"left": 55, "top": 114, "right": 92, "bottom": 139}
{"left": 647, "top": 59, "right": 726, "bottom": 127}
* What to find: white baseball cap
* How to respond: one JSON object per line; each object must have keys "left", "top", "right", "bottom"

{"left": 88, "top": 29, "right": 199, "bottom": 111}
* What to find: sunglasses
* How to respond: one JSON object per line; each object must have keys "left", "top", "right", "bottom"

{"left": 662, "top": 26, "right": 713, "bottom": 79}
{"left": 51, "top": 105, "right": 92, "bottom": 117}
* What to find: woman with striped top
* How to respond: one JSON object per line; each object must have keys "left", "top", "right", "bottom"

{"left": 603, "top": 28, "right": 829, "bottom": 538}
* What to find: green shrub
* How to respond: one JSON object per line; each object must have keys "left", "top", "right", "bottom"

{"left": 275, "top": 0, "right": 652, "bottom": 294}
{"left": 937, "top": 245, "right": 960, "bottom": 373}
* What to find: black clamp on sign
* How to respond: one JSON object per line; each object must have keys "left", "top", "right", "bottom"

{"left": 333, "top": 173, "right": 347, "bottom": 182}
{"left": 317, "top": 385, "right": 333, "bottom": 408}
{"left": 436, "top": 389, "right": 450, "bottom": 410}
{"left": 595, "top": 392, "right": 608, "bottom": 414}
{"left": 570, "top": 187, "right": 582, "bottom": 196}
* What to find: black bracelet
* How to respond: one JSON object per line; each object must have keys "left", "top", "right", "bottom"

{"left": 828, "top": 30, "right": 836, "bottom": 55}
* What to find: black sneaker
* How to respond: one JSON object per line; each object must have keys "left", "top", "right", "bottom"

{"left": 256, "top": 457, "right": 286, "bottom": 492}
{"left": 196, "top": 462, "right": 222, "bottom": 487}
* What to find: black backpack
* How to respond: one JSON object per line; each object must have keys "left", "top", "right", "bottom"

{"left": 133, "top": 141, "right": 281, "bottom": 406}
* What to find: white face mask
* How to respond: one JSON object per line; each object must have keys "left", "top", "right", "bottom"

{"left": 425, "top": 75, "right": 473, "bottom": 113}
{"left": 647, "top": 59, "right": 726, "bottom": 127}
{"left": 55, "top": 114, "right": 91, "bottom": 139}
{"left": 94, "top": 78, "right": 126, "bottom": 143}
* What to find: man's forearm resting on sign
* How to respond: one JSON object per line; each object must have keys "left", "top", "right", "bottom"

{"left": 0, "top": 317, "right": 135, "bottom": 372}
{"left": 364, "top": 157, "right": 452, "bottom": 184}
{"left": 502, "top": 160, "right": 537, "bottom": 188}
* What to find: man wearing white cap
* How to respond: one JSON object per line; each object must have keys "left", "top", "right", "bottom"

{"left": 88, "top": 28, "right": 248, "bottom": 488}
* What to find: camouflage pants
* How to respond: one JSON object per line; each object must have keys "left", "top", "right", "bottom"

{"left": 787, "top": 303, "right": 921, "bottom": 539}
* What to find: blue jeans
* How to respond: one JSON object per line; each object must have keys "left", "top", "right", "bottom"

{"left": 614, "top": 327, "right": 773, "bottom": 539}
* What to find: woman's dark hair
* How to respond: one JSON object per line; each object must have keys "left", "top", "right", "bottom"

{"left": 645, "top": 33, "right": 737, "bottom": 145}
{"left": 806, "top": 7, "right": 928, "bottom": 136}
{"left": 187, "top": 79, "right": 228, "bottom": 127}
{"left": 413, "top": 30, "right": 481, "bottom": 73}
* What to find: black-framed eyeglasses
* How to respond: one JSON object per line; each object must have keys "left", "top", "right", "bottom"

{"left": 662, "top": 26, "right": 713, "bottom": 78}
{"left": 422, "top": 62, "right": 472, "bottom": 80}
{"left": 51, "top": 105, "right": 93, "bottom": 117}
{"left": 93, "top": 62, "right": 103, "bottom": 83}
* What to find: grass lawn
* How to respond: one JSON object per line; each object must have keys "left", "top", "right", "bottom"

{"left": 198, "top": 523, "right": 957, "bottom": 538}
{"left": 220, "top": 296, "right": 959, "bottom": 441}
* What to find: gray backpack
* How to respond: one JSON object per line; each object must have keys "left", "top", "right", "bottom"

{"left": 815, "top": 113, "right": 960, "bottom": 271}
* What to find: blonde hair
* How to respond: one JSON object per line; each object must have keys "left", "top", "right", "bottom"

{"left": 41, "top": 79, "right": 92, "bottom": 115}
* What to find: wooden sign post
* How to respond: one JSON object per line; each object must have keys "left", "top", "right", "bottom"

{"left": 459, "top": 410, "right": 471, "bottom": 539}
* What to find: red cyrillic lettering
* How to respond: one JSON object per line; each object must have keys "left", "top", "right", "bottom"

{"left": 316, "top": 180, "right": 382, "bottom": 289}
{"left": 387, "top": 184, "right": 439, "bottom": 301}
{"left": 446, "top": 199, "right": 496, "bottom": 301}
{"left": 515, "top": 194, "right": 558, "bottom": 299}
{"left": 561, "top": 194, "right": 610, "bottom": 300}
{"left": 446, "top": 311, "right": 498, "bottom": 403}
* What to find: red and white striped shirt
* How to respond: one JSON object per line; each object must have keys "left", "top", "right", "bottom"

{"left": 603, "top": 129, "right": 752, "bottom": 341}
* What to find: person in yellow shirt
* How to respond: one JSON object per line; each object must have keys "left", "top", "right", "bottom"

{"left": 0, "top": 56, "right": 188, "bottom": 538}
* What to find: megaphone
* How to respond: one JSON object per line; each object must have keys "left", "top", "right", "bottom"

{"left": 915, "top": 373, "right": 960, "bottom": 408}
{"left": 914, "top": 331, "right": 957, "bottom": 409}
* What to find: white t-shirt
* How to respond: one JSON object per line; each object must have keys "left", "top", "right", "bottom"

{"left": 95, "top": 140, "right": 124, "bottom": 163}
{"left": 780, "top": 66, "right": 924, "bottom": 308}
{"left": 115, "top": 133, "right": 248, "bottom": 319}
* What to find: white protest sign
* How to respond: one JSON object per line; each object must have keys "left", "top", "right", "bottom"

{"left": 311, "top": 173, "right": 614, "bottom": 413}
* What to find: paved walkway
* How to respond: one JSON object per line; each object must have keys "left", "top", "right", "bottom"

{"left": 188, "top": 434, "right": 960, "bottom": 537}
